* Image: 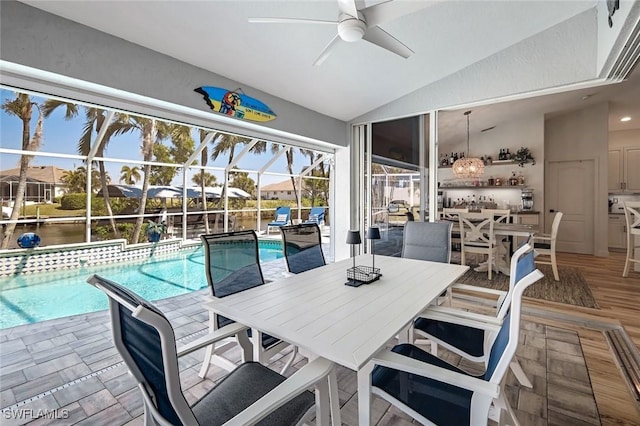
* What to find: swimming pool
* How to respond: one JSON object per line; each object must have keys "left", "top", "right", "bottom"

{"left": 0, "top": 241, "right": 284, "bottom": 329}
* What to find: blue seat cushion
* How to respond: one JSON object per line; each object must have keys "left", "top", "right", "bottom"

{"left": 413, "top": 317, "right": 485, "bottom": 357}
{"left": 372, "top": 344, "right": 474, "bottom": 425}
{"left": 192, "top": 362, "right": 314, "bottom": 425}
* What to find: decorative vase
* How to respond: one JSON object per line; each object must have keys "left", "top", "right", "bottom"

{"left": 147, "top": 231, "right": 161, "bottom": 243}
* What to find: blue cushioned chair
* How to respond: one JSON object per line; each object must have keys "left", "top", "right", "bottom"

{"left": 402, "top": 221, "right": 452, "bottom": 263}
{"left": 280, "top": 223, "right": 326, "bottom": 274}
{"left": 412, "top": 242, "right": 537, "bottom": 388}
{"left": 267, "top": 206, "right": 291, "bottom": 234}
{"left": 303, "top": 207, "right": 325, "bottom": 226}
{"left": 367, "top": 250, "right": 544, "bottom": 425}
{"left": 199, "top": 231, "right": 297, "bottom": 378}
{"left": 87, "top": 274, "right": 336, "bottom": 426}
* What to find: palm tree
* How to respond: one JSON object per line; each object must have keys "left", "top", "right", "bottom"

{"left": 120, "top": 165, "right": 141, "bottom": 184}
{"left": 61, "top": 166, "right": 104, "bottom": 193}
{"left": 1, "top": 93, "right": 44, "bottom": 249}
{"left": 271, "top": 143, "right": 299, "bottom": 206}
{"left": 42, "top": 101, "right": 125, "bottom": 238}
{"left": 211, "top": 133, "right": 251, "bottom": 207}
{"left": 149, "top": 123, "right": 194, "bottom": 186}
{"left": 197, "top": 130, "right": 213, "bottom": 233}
{"left": 192, "top": 172, "right": 217, "bottom": 187}
{"left": 112, "top": 115, "right": 165, "bottom": 243}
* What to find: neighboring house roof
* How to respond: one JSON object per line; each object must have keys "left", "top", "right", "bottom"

{"left": 262, "top": 179, "right": 310, "bottom": 192}
{"left": 0, "top": 166, "right": 67, "bottom": 184}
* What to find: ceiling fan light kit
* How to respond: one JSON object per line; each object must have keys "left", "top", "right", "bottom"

{"left": 337, "top": 14, "right": 366, "bottom": 42}
{"left": 249, "top": 0, "right": 431, "bottom": 65}
{"left": 453, "top": 110, "right": 485, "bottom": 179}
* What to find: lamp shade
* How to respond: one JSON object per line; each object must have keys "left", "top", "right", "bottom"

{"left": 346, "top": 230, "right": 362, "bottom": 245}
{"left": 366, "top": 227, "right": 381, "bottom": 240}
{"left": 453, "top": 110, "right": 484, "bottom": 179}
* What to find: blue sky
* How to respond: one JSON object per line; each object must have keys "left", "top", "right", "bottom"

{"left": 0, "top": 89, "right": 314, "bottom": 186}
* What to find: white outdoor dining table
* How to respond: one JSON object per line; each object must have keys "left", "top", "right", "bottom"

{"left": 202, "top": 254, "right": 469, "bottom": 425}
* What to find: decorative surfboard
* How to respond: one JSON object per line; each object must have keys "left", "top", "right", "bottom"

{"left": 195, "top": 86, "right": 277, "bottom": 122}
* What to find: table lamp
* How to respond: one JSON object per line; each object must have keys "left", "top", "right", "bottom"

{"left": 346, "top": 230, "right": 361, "bottom": 285}
{"left": 366, "top": 226, "right": 381, "bottom": 270}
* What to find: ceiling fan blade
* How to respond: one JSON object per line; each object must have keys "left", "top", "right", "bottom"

{"left": 248, "top": 17, "right": 336, "bottom": 25}
{"left": 363, "top": 26, "right": 414, "bottom": 58}
{"left": 336, "top": 0, "right": 359, "bottom": 17}
{"left": 362, "top": 0, "right": 438, "bottom": 27}
{"left": 313, "top": 34, "right": 342, "bottom": 66}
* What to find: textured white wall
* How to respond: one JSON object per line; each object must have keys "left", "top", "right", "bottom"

{"left": 0, "top": 1, "right": 347, "bottom": 148}
{"left": 352, "top": 9, "right": 598, "bottom": 124}
{"left": 597, "top": 0, "right": 640, "bottom": 76}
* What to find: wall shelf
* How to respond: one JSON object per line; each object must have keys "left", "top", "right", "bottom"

{"left": 438, "top": 159, "right": 529, "bottom": 169}
{"left": 441, "top": 185, "right": 526, "bottom": 190}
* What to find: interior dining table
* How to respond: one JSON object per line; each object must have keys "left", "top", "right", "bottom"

{"left": 202, "top": 254, "right": 469, "bottom": 425}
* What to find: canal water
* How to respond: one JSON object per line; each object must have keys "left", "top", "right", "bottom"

{"left": 4, "top": 217, "right": 263, "bottom": 249}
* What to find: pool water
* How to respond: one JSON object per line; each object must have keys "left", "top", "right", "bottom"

{"left": 0, "top": 241, "right": 284, "bottom": 329}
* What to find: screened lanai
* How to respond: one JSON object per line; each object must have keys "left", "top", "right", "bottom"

{"left": 0, "top": 86, "right": 334, "bottom": 250}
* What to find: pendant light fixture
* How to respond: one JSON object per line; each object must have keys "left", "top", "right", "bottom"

{"left": 453, "top": 110, "right": 485, "bottom": 179}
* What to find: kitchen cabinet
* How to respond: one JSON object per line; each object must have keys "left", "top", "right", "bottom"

{"left": 608, "top": 214, "right": 626, "bottom": 249}
{"left": 514, "top": 212, "right": 540, "bottom": 226}
{"left": 609, "top": 147, "right": 640, "bottom": 193}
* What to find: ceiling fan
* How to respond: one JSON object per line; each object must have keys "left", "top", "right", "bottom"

{"left": 248, "top": 0, "right": 433, "bottom": 66}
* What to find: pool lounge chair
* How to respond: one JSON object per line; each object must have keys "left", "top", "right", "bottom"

{"left": 303, "top": 207, "right": 325, "bottom": 226}
{"left": 267, "top": 207, "right": 291, "bottom": 234}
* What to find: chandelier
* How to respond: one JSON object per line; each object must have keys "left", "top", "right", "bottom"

{"left": 453, "top": 110, "right": 485, "bottom": 179}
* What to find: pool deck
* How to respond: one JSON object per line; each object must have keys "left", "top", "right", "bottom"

{"left": 0, "top": 245, "right": 608, "bottom": 425}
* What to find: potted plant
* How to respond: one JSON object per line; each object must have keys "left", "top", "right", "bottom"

{"left": 514, "top": 147, "right": 536, "bottom": 167}
{"left": 145, "top": 220, "right": 166, "bottom": 243}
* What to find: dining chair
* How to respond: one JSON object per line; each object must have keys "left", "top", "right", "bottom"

{"left": 442, "top": 207, "right": 469, "bottom": 250}
{"left": 623, "top": 201, "right": 640, "bottom": 277}
{"left": 401, "top": 221, "right": 453, "bottom": 306}
{"left": 199, "top": 231, "right": 297, "bottom": 379}
{"left": 280, "top": 223, "right": 326, "bottom": 274}
{"left": 482, "top": 208, "right": 512, "bottom": 255}
{"left": 267, "top": 206, "right": 291, "bottom": 234}
{"left": 459, "top": 211, "right": 498, "bottom": 280}
{"left": 412, "top": 242, "right": 537, "bottom": 388}
{"left": 401, "top": 221, "right": 452, "bottom": 263}
{"left": 532, "top": 211, "right": 563, "bottom": 281}
{"left": 87, "top": 274, "right": 336, "bottom": 426}
{"left": 367, "top": 251, "right": 544, "bottom": 425}
{"left": 481, "top": 208, "right": 511, "bottom": 224}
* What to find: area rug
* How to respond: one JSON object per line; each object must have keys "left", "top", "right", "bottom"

{"left": 455, "top": 264, "right": 599, "bottom": 308}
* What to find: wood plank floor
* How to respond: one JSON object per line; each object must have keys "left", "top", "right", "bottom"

{"left": 524, "top": 250, "right": 640, "bottom": 426}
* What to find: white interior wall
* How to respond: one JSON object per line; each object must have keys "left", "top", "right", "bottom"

{"left": 438, "top": 114, "right": 545, "bottom": 213}
{"left": 545, "top": 102, "right": 609, "bottom": 257}
{"left": 609, "top": 128, "right": 640, "bottom": 148}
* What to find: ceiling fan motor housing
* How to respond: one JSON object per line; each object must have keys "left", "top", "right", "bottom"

{"left": 338, "top": 13, "right": 366, "bottom": 42}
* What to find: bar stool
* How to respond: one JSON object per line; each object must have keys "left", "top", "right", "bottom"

{"left": 623, "top": 201, "right": 640, "bottom": 277}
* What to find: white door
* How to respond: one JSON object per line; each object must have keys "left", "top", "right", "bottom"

{"left": 545, "top": 159, "right": 595, "bottom": 254}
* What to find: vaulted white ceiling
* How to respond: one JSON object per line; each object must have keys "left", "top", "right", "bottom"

{"left": 20, "top": 0, "right": 598, "bottom": 122}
